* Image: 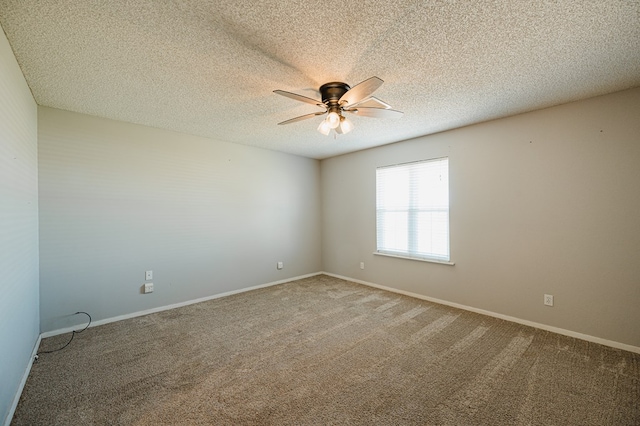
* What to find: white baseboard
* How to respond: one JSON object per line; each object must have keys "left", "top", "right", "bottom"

{"left": 41, "top": 270, "right": 640, "bottom": 354}
{"left": 322, "top": 272, "right": 640, "bottom": 355}
{"left": 40, "top": 272, "right": 322, "bottom": 339}
{"left": 4, "top": 334, "right": 41, "bottom": 426}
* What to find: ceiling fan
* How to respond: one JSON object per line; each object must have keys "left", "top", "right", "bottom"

{"left": 274, "top": 77, "right": 403, "bottom": 135}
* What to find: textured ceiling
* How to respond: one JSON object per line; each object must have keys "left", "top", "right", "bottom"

{"left": 1, "top": 1, "right": 639, "bottom": 159}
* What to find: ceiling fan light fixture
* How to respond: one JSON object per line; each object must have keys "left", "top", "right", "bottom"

{"left": 327, "top": 111, "right": 341, "bottom": 129}
{"left": 340, "top": 116, "right": 354, "bottom": 134}
{"left": 317, "top": 119, "right": 332, "bottom": 136}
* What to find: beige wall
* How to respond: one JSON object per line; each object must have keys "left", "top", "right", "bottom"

{"left": 38, "top": 107, "right": 322, "bottom": 332}
{"left": 0, "top": 26, "right": 39, "bottom": 424}
{"left": 321, "top": 87, "right": 640, "bottom": 348}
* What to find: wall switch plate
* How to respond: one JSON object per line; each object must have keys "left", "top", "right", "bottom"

{"left": 277, "top": 262, "right": 283, "bottom": 270}
{"left": 544, "top": 294, "right": 554, "bottom": 306}
{"left": 144, "top": 283, "right": 154, "bottom": 293}
{"left": 145, "top": 270, "right": 153, "bottom": 280}
{"left": 360, "top": 262, "right": 365, "bottom": 270}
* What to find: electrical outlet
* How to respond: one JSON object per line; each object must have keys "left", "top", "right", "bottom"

{"left": 144, "top": 283, "right": 154, "bottom": 294}
{"left": 145, "top": 270, "right": 153, "bottom": 280}
{"left": 544, "top": 294, "right": 554, "bottom": 306}
{"left": 360, "top": 262, "right": 365, "bottom": 270}
{"left": 277, "top": 261, "right": 283, "bottom": 270}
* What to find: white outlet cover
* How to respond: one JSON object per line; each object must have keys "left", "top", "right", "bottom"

{"left": 277, "top": 262, "right": 283, "bottom": 270}
{"left": 145, "top": 270, "right": 153, "bottom": 280}
{"left": 144, "top": 283, "right": 154, "bottom": 293}
{"left": 544, "top": 294, "right": 554, "bottom": 306}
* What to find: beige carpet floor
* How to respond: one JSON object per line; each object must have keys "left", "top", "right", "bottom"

{"left": 13, "top": 275, "right": 640, "bottom": 425}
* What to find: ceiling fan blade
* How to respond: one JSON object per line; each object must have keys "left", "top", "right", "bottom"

{"left": 338, "top": 77, "right": 384, "bottom": 107}
{"left": 344, "top": 107, "right": 403, "bottom": 119}
{"left": 348, "top": 96, "right": 392, "bottom": 110}
{"left": 274, "top": 90, "right": 325, "bottom": 107}
{"left": 277, "top": 111, "right": 326, "bottom": 125}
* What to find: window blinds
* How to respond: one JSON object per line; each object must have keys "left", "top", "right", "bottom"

{"left": 376, "top": 157, "right": 450, "bottom": 261}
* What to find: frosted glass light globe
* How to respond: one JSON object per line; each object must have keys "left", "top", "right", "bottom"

{"left": 327, "top": 112, "right": 340, "bottom": 129}
{"left": 340, "top": 117, "right": 354, "bottom": 134}
{"left": 317, "top": 119, "right": 332, "bottom": 135}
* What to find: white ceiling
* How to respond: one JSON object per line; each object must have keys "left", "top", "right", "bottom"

{"left": 1, "top": 1, "right": 639, "bottom": 159}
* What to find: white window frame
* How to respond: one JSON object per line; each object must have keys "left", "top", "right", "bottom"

{"left": 375, "top": 157, "right": 453, "bottom": 265}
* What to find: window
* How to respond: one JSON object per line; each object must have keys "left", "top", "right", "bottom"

{"left": 376, "top": 157, "right": 450, "bottom": 262}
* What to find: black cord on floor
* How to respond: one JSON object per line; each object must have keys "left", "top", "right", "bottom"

{"left": 35, "top": 312, "right": 91, "bottom": 360}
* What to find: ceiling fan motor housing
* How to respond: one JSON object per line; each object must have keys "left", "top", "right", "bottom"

{"left": 319, "top": 82, "right": 351, "bottom": 107}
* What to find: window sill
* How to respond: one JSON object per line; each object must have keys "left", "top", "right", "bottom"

{"left": 373, "top": 252, "right": 455, "bottom": 266}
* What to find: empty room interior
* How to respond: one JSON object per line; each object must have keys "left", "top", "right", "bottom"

{"left": 1, "top": 1, "right": 639, "bottom": 425}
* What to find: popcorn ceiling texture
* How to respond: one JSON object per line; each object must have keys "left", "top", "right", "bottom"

{"left": 0, "top": 0, "right": 639, "bottom": 159}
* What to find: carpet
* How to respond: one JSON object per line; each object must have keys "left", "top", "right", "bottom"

{"left": 12, "top": 275, "right": 640, "bottom": 425}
